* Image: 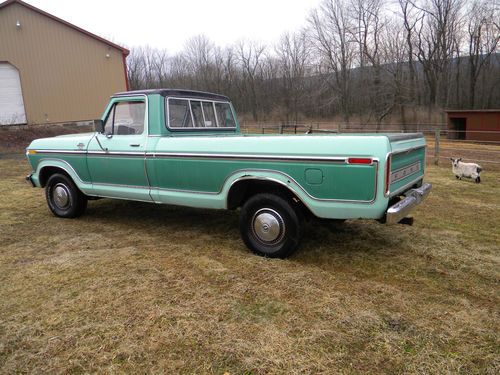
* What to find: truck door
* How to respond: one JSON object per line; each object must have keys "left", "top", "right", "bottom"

{"left": 87, "top": 97, "right": 152, "bottom": 201}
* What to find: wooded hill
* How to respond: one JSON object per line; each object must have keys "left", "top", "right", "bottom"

{"left": 127, "top": 0, "right": 500, "bottom": 124}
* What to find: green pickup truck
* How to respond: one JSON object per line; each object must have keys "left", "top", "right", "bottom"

{"left": 26, "top": 89, "right": 431, "bottom": 258}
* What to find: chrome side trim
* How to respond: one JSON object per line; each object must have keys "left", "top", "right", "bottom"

{"left": 87, "top": 151, "right": 145, "bottom": 157}
{"left": 92, "top": 182, "right": 149, "bottom": 190}
{"left": 384, "top": 144, "right": 427, "bottom": 197}
{"left": 31, "top": 149, "right": 86, "bottom": 154}
{"left": 386, "top": 183, "right": 432, "bottom": 224}
{"left": 149, "top": 152, "right": 348, "bottom": 163}
{"left": 34, "top": 150, "right": 145, "bottom": 157}
{"left": 33, "top": 149, "right": 355, "bottom": 163}
{"left": 85, "top": 193, "right": 153, "bottom": 203}
{"left": 384, "top": 152, "right": 391, "bottom": 197}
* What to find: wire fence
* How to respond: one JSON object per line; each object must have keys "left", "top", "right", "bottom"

{"left": 240, "top": 122, "right": 500, "bottom": 171}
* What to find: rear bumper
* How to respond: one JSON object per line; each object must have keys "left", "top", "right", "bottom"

{"left": 26, "top": 174, "right": 36, "bottom": 187}
{"left": 385, "top": 183, "right": 432, "bottom": 224}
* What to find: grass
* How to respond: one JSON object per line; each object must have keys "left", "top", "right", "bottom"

{"left": 0, "top": 153, "right": 499, "bottom": 374}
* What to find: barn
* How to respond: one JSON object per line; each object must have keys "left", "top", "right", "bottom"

{"left": 0, "top": 0, "right": 129, "bottom": 125}
{"left": 445, "top": 110, "right": 500, "bottom": 142}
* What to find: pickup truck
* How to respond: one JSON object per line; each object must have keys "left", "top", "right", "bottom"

{"left": 26, "top": 89, "right": 432, "bottom": 258}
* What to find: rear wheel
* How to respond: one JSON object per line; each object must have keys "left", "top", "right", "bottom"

{"left": 239, "top": 193, "right": 302, "bottom": 258}
{"left": 45, "top": 173, "right": 87, "bottom": 218}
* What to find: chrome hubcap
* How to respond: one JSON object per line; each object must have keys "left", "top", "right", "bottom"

{"left": 52, "top": 184, "right": 70, "bottom": 209}
{"left": 252, "top": 208, "right": 285, "bottom": 244}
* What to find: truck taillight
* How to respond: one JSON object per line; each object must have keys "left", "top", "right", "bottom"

{"left": 347, "top": 157, "right": 372, "bottom": 165}
{"left": 385, "top": 155, "right": 392, "bottom": 196}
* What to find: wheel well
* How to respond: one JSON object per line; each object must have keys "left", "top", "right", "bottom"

{"left": 38, "top": 166, "right": 71, "bottom": 187}
{"left": 227, "top": 179, "right": 312, "bottom": 217}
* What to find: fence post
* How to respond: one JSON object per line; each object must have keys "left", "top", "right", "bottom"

{"left": 434, "top": 129, "right": 440, "bottom": 165}
{"left": 337, "top": 123, "right": 341, "bottom": 133}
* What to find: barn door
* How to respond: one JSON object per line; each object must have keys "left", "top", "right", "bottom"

{"left": 0, "top": 62, "right": 27, "bottom": 125}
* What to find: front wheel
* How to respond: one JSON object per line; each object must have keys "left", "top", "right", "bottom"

{"left": 45, "top": 173, "right": 87, "bottom": 218}
{"left": 239, "top": 193, "right": 302, "bottom": 258}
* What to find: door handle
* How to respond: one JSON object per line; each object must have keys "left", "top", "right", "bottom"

{"left": 130, "top": 144, "right": 141, "bottom": 147}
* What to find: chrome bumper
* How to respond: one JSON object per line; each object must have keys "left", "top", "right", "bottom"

{"left": 385, "top": 183, "right": 432, "bottom": 224}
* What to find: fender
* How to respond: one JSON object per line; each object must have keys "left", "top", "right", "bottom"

{"left": 221, "top": 169, "right": 312, "bottom": 208}
{"left": 33, "top": 158, "right": 93, "bottom": 194}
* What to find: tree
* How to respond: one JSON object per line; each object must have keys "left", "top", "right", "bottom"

{"left": 275, "top": 31, "right": 311, "bottom": 123}
{"left": 466, "top": 0, "right": 500, "bottom": 108}
{"left": 235, "top": 40, "right": 266, "bottom": 121}
{"left": 308, "top": 0, "right": 356, "bottom": 121}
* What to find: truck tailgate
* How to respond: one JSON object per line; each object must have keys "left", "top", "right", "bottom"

{"left": 387, "top": 133, "right": 426, "bottom": 197}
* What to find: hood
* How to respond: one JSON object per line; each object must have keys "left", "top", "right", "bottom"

{"left": 27, "top": 132, "right": 96, "bottom": 151}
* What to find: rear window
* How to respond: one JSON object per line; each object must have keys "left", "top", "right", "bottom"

{"left": 168, "top": 99, "right": 193, "bottom": 128}
{"left": 215, "top": 102, "right": 236, "bottom": 128}
{"left": 166, "top": 97, "right": 236, "bottom": 129}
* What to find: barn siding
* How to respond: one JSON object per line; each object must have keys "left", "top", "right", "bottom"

{"left": 446, "top": 111, "right": 500, "bottom": 142}
{"left": 0, "top": 2, "right": 127, "bottom": 124}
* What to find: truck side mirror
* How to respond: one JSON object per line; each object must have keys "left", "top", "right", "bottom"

{"left": 93, "top": 119, "right": 105, "bottom": 133}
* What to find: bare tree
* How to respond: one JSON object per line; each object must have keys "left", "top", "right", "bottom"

{"left": 412, "top": 0, "right": 463, "bottom": 113}
{"left": 466, "top": 0, "right": 500, "bottom": 108}
{"left": 350, "top": 0, "right": 389, "bottom": 123}
{"left": 275, "top": 31, "right": 311, "bottom": 123}
{"left": 235, "top": 40, "right": 266, "bottom": 121}
{"left": 309, "top": 0, "right": 356, "bottom": 121}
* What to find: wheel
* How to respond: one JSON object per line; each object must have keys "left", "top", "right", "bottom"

{"left": 239, "top": 193, "right": 302, "bottom": 258}
{"left": 45, "top": 173, "right": 87, "bottom": 218}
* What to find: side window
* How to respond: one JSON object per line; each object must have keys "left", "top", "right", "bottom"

{"left": 166, "top": 98, "right": 236, "bottom": 129}
{"left": 190, "top": 101, "right": 204, "bottom": 127}
{"left": 215, "top": 102, "right": 236, "bottom": 127}
{"left": 169, "top": 99, "right": 192, "bottom": 127}
{"left": 104, "top": 101, "right": 145, "bottom": 135}
{"left": 202, "top": 102, "right": 216, "bottom": 127}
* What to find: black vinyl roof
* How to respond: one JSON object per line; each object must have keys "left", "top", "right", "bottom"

{"left": 113, "top": 89, "right": 230, "bottom": 101}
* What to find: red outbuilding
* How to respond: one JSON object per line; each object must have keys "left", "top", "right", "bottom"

{"left": 445, "top": 110, "right": 500, "bottom": 142}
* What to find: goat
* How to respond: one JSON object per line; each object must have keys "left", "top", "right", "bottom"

{"left": 450, "top": 158, "right": 482, "bottom": 183}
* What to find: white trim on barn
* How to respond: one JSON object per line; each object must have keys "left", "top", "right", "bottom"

{"left": 0, "top": 62, "right": 27, "bottom": 125}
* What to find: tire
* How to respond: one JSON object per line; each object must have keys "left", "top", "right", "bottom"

{"left": 239, "top": 193, "right": 302, "bottom": 258}
{"left": 45, "top": 173, "right": 87, "bottom": 218}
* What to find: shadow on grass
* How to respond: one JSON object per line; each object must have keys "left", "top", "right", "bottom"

{"left": 83, "top": 198, "right": 393, "bottom": 260}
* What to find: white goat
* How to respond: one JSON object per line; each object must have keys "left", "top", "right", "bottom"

{"left": 451, "top": 158, "right": 482, "bottom": 183}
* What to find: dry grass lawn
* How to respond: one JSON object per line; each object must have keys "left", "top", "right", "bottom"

{"left": 0, "top": 153, "right": 498, "bottom": 374}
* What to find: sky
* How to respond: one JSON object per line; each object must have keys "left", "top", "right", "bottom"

{"left": 24, "top": 0, "right": 322, "bottom": 53}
